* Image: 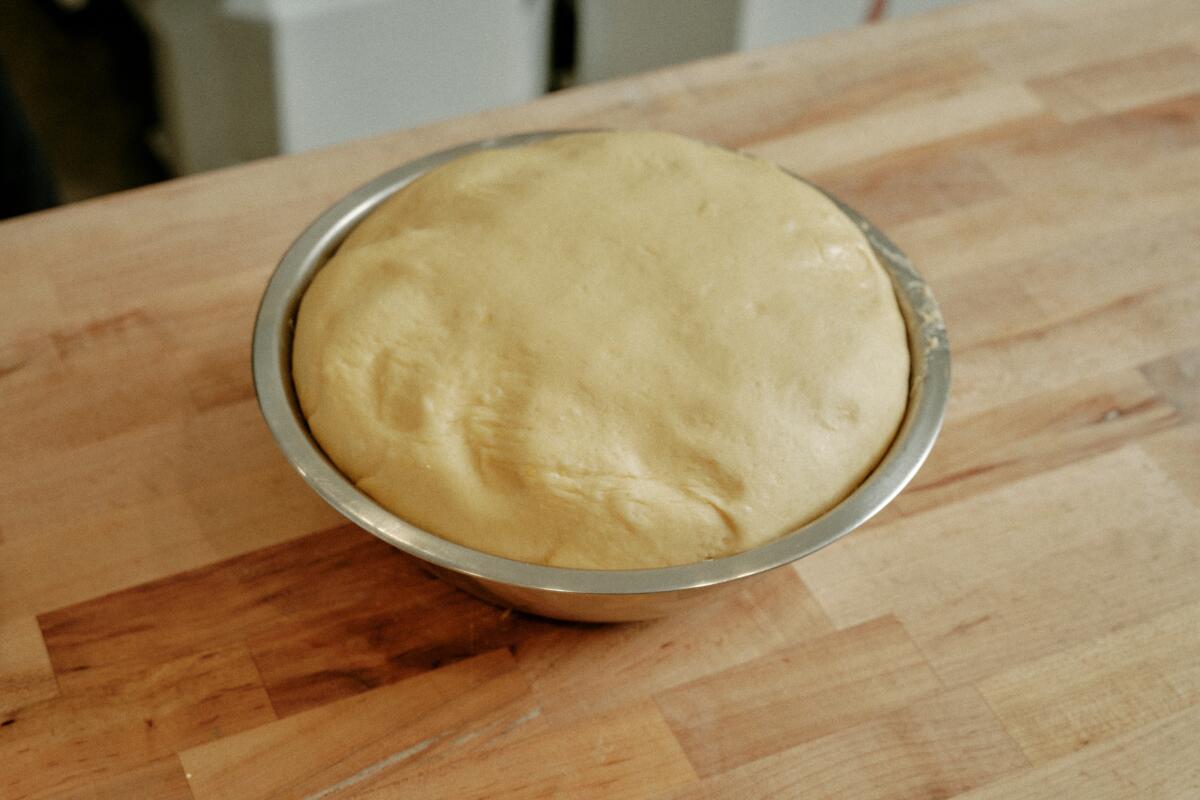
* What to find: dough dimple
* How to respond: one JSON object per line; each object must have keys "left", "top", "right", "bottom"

{"left": 292, "top": 130, "right": 909, "bottom": 569}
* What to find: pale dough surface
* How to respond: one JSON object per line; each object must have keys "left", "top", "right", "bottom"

{"left": 292, "top": 131, "right": 909, "bottom": 569}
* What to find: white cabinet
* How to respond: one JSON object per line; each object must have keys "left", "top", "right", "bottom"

{"left": 131, "top": 0, "right": 968, "bottom": 175}
{"left": 738, "top": 0, "right": 873, "bottom": 50}
{"left": 574, "top": 0, "right": 968, "bottom": 83}
{"left": 575, "top": 0, "right": 740, "bottom": 83}
{"left": 133, "top": 0, "right": 551, "bottom": 174}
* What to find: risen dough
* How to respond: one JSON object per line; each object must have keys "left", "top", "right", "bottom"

{"left": 292, "top": 131, "right": 909, "bottom": 569}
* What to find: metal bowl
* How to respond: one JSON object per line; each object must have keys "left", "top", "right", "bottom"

{"left": 252, "top": 131, "right": 950, "bottom": 622}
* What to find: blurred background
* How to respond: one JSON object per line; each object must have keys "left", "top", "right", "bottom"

{"left": 0, "top": 0, "right": 965, "bottom": 216}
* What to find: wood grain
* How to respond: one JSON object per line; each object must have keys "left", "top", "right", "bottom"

{"left": 661, "top": 686, "right": 1027, "bottom": 800}
{"left": 343, "top": 700, "right": 698, "bottom": 800}
{"left": 1027, "top": 45, "right": 1200, "bottom": 119}
{"left": 181, "top": 649, "right": 543, "bottom": 800}
{"left": 832, "top": 447, "right": 1200, "bottom": 684}
{"left": 1141, "top": 348, "right": 1200, "bottom": 422}
{"left": 888, "top": 100, "right": 1200, "bottom": 284}
{"left": 814, "top": 145, "right": 1009, "bottom": 228}
{"left": 954, "top": 706, "right": 1200, "bottom": 800}
{"left": 1141, "top": 423, "right": 1200, "bottom": 505}
{"left": 655, "top": 616, "right": 943, "bottom": 777}
{"left": 0, "top": 616, "right": 57, "bottom": 715}
{"left": 38, "top": 524, "right": 558, "bottom": 717}
{"left": 951, "top": 277, "right": 1200, "bottom": 422}
{"left": 979, "top": 599, "right": 1200, "bottom": 764}
{"left": 39, "top": 757, "right": 194, "bottom": 800}
{"left": 2, "top": 0, "right": 1198, "bottom": 795}
{"left": 879, "top": 367, "right": 1180, "bottom": 522}
{"left": 751, "top": 81, "right": 1045, "bottom": 174}
{"left": 515, "top": 564, "right": 832, "bottom": 726}
{"left": 0, "top": 644, "right": 273, "bottom": 800}
{"left": 0, "top": 398, "right": 343, "bottom": 619}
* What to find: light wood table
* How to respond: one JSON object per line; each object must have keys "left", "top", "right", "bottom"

{"left": 3, "top": 0, "right": 1198, "bottom": 796}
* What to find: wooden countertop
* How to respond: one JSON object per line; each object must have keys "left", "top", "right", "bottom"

{"left": 3, "top": 0, "right": 1198, "bottom": 796}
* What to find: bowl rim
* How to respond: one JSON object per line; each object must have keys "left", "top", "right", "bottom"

{"left": 252, "top": 129, "right": 950, "bottom": 596}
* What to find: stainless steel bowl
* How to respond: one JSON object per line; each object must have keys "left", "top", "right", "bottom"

{"left": 252, "top": 131, "right": 950, "bottom": 622}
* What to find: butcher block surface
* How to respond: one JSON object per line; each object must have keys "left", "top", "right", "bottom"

{"left": 2, "top": 0, "right": 1199, "bottom": 796}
